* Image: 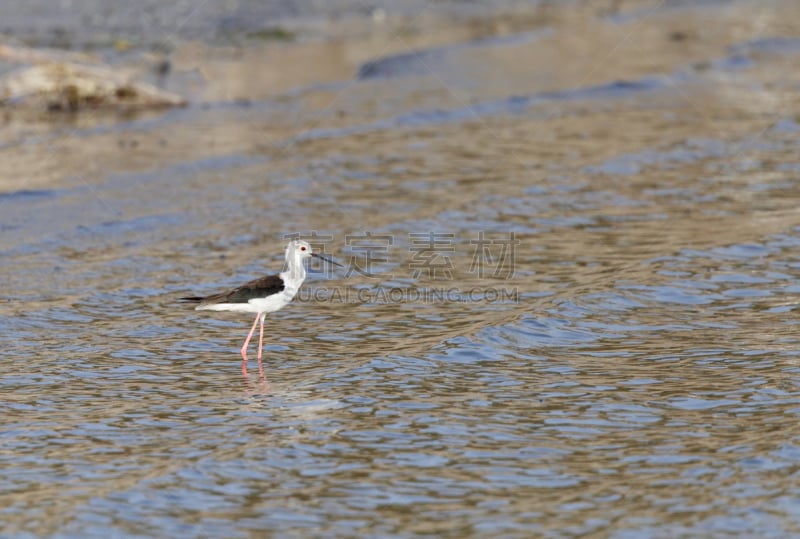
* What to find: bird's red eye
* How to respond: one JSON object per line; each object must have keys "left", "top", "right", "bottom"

{"left": 300, "top": 246, "right": 307, "bottom": 251}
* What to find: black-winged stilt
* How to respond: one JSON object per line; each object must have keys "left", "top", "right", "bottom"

{"left": 181, "top": 239, "right": 342, "bottom": 376}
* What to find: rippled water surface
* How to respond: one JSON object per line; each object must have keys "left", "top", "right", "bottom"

{"left": 2, "top": 1, "right": 800, "bottom": 537}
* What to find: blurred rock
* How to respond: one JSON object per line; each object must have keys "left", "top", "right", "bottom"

{"left": 0, "top": 37, "right": 186, "bottom": 111}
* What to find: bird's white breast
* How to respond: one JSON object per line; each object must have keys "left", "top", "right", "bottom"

{"left": 248, "top": 288, "right": 296, "bottom": 313}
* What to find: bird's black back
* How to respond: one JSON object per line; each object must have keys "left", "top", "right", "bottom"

{"left": 180, "top": 274, "right": 285, "bottom": 304}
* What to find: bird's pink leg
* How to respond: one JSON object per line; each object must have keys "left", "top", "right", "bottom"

{"left": 240, "top": 313, "right": 260, "bottom": 376}
{"left": 257, "top": 314, "right": 266, "bottom": 377}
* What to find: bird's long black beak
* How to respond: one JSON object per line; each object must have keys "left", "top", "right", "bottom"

{"left": 312, "top": 253, "right": 343, "bottom": 267}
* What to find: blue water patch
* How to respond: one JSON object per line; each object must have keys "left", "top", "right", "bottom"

{"left": 701, "top": 36, "right": 800, "bottom": 75}
{"left": 358, "top": 28, "right": 552, "bottom": 79}
{"left": 730, "top": 37, "right": 800, "bottom": 56}
{"left": 585, "top": 138, "right": 729, "bottom": 176}
{"left": 537, "top": 76, "right": 670, "bottom": 101}
{"left": 299, "top": 75, "right": 674, "bottom": 141}
{"left": 465, "top": 77, "right": 671, "bottom": 119}
{"left": 358, "top": 47, "right": 450, "bottom": 79}
{"left": 0, "top": 152, "right": 248, "bottom": 255}
{"left": 771, "top": 118, "right": 800, "bottom": 133}
{"left": 107, "top": 153, "right": 266, "bottom": 187}
{"left": 617, "top": 283, "right": 723, "bottom": 305}
{"left": 709, "top": 54, "right": 754, "bottom": 72}
{"left": 606, "top": 0, "right": 738, "bottom": 24}
{"left": 775, "top": 163, "right": 800, "bottom": 173}
{"left": 0, "top": 189, "right": 61, "bottom": 244}
{"left": 0, "top": 188, "right": 58, "bottom": 201}
{"left": 82, "top": 213, "right": 184, "bottom": 236}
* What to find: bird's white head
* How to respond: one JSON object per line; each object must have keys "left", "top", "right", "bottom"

{"left": 283, "top": 239, "right": 342, "bottom": 281}
{"left": 288, "top": 239, "right": 313, "bottom": 260}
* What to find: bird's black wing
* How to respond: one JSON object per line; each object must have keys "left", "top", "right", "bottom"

{"left": 180, "top": 274, "right": 285, "bottom": 304}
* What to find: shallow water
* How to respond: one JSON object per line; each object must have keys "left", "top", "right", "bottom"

{"left": 2, "top": 1, "right": 800, "bottom": 537}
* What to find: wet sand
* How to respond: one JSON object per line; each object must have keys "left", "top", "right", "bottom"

{"left": 3, "top": 1, "right": 800, "bottom": 538}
